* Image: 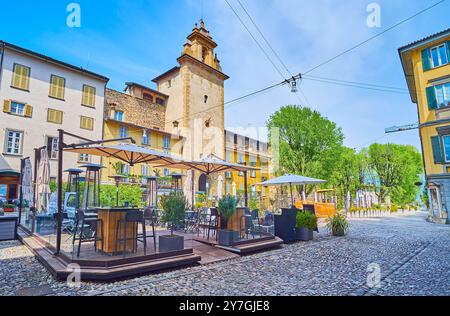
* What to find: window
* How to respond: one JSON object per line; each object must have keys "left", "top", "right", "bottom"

{"left": 226, "top": 150, "right": 232, "bottom": 162}
{"left": 80, "top": 116, "right": 94, "bottom": 130}
{"left": 49, "top": 75, "right": 66, "bottom": 100}
{"left": 141, "top": 165, "right": 149, "bottom": 177}
{"left": 250, "top": 170, "right": 257, "bottom": 178}
{"left": 163, "top": 168, "right": 170, "bottom": 177}
{"left": 0, "top": 184, "right": 7, "bottom": 200}
{"left": 142, "top": 129, "right": 150, "bottom": 145}
{"left": 430, "top": 44, "right": 449, "bottom": 68}
{"left": 249, "top": 155, "right": 257, "bottom": 166}
{"left": 436, "top": 83, "right": 450, "bottom": 108}
{"left": 443, "top": 136, "right": 450, "bottom": 162}
{"left": 143, "top": 93, "right": 153, "bottom": 102}
{"left": 82, "top": 85, "right": 96, "bottom": 107}
{"left": 4, "top": 130, "right": 23, "bottom": 155}
{"left": 46, "top": 137, "right": 58, "bottom": 160}
{"left": 10, "top": 101, "right": 25, "bottom": 116}
{"left": 238, "top": 153, "right": 245, "bottom": 164}
{"left": 11, "top": 64, "right": 30, "bottom": 91}
{"left": 122, "top": 164, "right": 130, "bottom": 175}
{"left": 119, "top": 125, "right": 128, "bottom": 138}
{"left": 226, "top": 182, "right": 231, "bottom": 194}
{"left": 163, "top": 135, "right": 170, "bottom": 150}
{"left": 47, "top": 109, "right": 63, "bottom": 124}
{"left": 204, "top": 95, "right": 208, "bottom": 103}
{"left": 156, "top": 98, "right": 165, "bottom": 106}
{"left": 114, "top": 110, "right": 124, "bottom": 122}
{"left": 167, "top": 80, "right": 172, "bottom": 88}
{"left": 3, "top": 100, "right": 33, "bottom": 118}
{"left": 78, "top": 153, "right": 90, "bottom": 163}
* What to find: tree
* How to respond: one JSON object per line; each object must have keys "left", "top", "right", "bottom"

{"left": 268, "top": 105, "right": 344, "bottom": 192}
{"left": 366, "top": 143, "right": 422, "bottom": 204}
{"left": 330, "top": 147, "right": 362, "bottom": 201}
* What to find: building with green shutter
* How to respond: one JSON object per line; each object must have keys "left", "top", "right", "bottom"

{"left": 399, "top": 29, "right": 450, "bottom": 224}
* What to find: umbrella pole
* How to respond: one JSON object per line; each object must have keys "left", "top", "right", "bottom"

{"left": 290, "top": 183, "right": 294, "bottom": 208}
{"left": 55, "top": 129, "right": 64, "bottom": 255}
{"left": 244, "top": 171, "right": 248, "bottom": 208}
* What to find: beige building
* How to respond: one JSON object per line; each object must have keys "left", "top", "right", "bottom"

{"left": 0, "top": 40, "right": 109, "bottom": 189}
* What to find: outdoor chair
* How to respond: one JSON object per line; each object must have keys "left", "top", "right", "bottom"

{"left": 143, "top": 207, "right": 157, "bottom": 252}
{"left": 72, "top": 210, "right": 104, "bottom": 258}
{"left": 197, "top": 208, "right": 210, "bottom": 237}
{"left": 115, "top": 210, "right": 147, "bottom": 258}
{"left": 206, "top": 208, "right": 219, "bottom": 241}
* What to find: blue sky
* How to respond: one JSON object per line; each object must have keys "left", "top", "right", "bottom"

{"left": 1, "top": 0, "right": 449, "bottom": 150}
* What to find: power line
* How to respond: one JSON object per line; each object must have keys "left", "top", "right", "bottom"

{"left": 304, "top": 0, "right": 447, "bottom": 74}
{"left": 303, "top": 74, "right": 409, "bottom": 92}
{"left": 224, "top": 0, "right": 287, "bottom": 80}
{"left": 234, "top": 0, "right": 311, "bottom": 107}
{"left": 302, "top": 77, "right": 411, "bottom": 95}
{"left": 236, "top": 0, "right": 293, "bottom": 77}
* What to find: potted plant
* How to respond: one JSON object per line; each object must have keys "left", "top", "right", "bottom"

{"left": 2, "top": 204, "right": 16, "bottom": 213}
{"left": 295, "top": 211, "right": 317, "bottom": 241}
{"left": 217, "top": 195, "right": 238, "bottom": 246}
{"left": 326, "top": 213, "right": 349, "bottom": 237}
{"left": 159, "top": 192, "right": 188, "bottom": 252}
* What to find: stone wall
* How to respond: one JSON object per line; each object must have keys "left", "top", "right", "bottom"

{"left": 105, "top": 89, "right": 166, "bottom": 130}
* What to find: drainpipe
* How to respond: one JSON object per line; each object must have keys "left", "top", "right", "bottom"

{"left": 0, "top": 42, "right": 5, "bottom": 91}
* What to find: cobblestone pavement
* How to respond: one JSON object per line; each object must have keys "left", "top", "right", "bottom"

{"left": 0, "top": 212, "right": 448, "bottom": 296}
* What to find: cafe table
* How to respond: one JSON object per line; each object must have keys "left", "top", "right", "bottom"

{"left": 95, "top": 207, "right": 141, "bottom": 255}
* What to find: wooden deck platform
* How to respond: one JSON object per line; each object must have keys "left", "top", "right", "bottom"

{"left": 18, "top": 228, "right": 201, "bottom": 281}
{"left": 17, "top": 228, "right": 283, "bottom": 281}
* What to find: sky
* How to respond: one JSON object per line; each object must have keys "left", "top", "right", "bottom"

{"left": 1, "top": 0, "right": 449, "bottom": 150}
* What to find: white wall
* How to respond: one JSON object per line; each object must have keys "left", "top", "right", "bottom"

{"left": 0, "top": 48, "right": 107, "bottom": 177}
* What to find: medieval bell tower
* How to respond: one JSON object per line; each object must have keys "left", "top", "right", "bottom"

{"left": 152, "top": 20, "right": 229, "bottom": 198}
{"left": 153, "top": 19, "right": 229, "bottom": 161}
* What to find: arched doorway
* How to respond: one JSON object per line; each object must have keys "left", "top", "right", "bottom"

{"left": 198, "top": 174, "right": 207, "bottom": 194}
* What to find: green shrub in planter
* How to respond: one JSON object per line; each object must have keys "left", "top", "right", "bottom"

{"left": 218, "top": 195, "right": 237, "bottom": 229}
{"left": 326, "top": 213, "right": 349, "bottom": 237}
{"left": 218, "top": 195, "right": 238, "bottom": 246}
{"left": 296, "top": 211, "right": 318, "bottom": 241}
{"left": 2, "top": 204, "right": 16, "bottom": 212}
{"left": 160, "top": 192, "right": 188, "bottom": 236}
{"left": 296, "top": 211, "right": 318, "bottom": 230}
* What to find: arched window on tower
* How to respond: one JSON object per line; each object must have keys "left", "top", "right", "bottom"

{"left": 202, "top": 47, "right": 208, "bottom": 63}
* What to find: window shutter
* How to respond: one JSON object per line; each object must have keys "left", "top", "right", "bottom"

{"left": 426, "top": 86, "right": 437, "bottom": 110}
{"left": 422, "top": 48, "right": 431, "bottom": 71}
{"left": 431, "top": 136, "right": 444, "bottom": 164}
{"left": 12, "top": 66, "right": 21, "bottom": 88}
{"left": 24, "top": 104, "right": 33, "bottom": 118}
{"left": 3, "top": 100, "right": 11, "bottom": 113}
{"left": 21, "top": 66, "right": 30, "bottom": 90}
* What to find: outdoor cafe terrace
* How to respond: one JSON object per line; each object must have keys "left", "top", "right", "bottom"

{"left": 12, "top": 130, "right": 284, "bottom": 281}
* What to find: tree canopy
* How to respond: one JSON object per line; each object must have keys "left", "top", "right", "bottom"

{"left": 267, "top": 105, "right": 423, "bottom": 205}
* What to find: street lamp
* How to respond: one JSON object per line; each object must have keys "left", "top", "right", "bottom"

{"left": 171, "top": 173, "right": 184, "bottom": 193}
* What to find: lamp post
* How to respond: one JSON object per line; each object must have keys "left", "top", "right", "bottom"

{"left": 109, "top": 175, "right": 126, "bottom": 207}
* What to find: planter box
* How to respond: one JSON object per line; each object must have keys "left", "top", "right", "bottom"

{"left": 332, "top": 228, "right": 346, "bottom": 237}
{"left": 159, "top": 235, "right": 184, "bottom": 252}
{"left": 274, "top": 208, "right": 297, "bottom": 243}
{"left": 0, "top": 216, "right": 18, "bottom": 241}
{"left": 296, "top": 227, "right": 313, "bottom": 241}
{"left": 218, "top": 230, "right": 238, "bottom": 246}
{"left": 3, "top": 208, "right": 16, "bottom": 213}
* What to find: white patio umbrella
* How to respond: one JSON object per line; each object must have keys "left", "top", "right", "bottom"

{"left": 21, "top": 158, "right": 34, "bottom": 206}
{"left": 258, "top": 174, "right": 327, "bottom": 207}
{"left": 65, "top": 143, "right": 185, "bottom": 166}
{"left": 232, "top": 181, "right": 237, "bottom": 197}
{"left": 36, "top": 148, "right": 51, "bottom": 212}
